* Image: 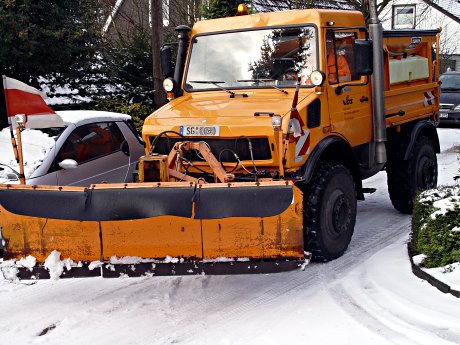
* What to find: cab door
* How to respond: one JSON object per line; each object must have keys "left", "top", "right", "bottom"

{"left": 325, "top": 29, "right": 373, "bottom": 146}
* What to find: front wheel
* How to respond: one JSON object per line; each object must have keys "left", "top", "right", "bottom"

{"left": 302, "top": 162, "right": 357, "bottom": 261}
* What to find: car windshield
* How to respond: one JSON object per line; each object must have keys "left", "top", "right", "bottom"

{"left": 440, "top": 74, "right": 460, "bottom": 90}
{"left": 185, "top": 26, "right": 317, "bottom": 91}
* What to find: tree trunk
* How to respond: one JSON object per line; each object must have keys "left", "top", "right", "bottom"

{"left": 150, "top": 0, "right": 165, "bottom": 108}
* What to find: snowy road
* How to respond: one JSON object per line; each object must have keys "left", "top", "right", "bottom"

{"left": 0, "top": 128, "right": 459, "bottom": 345}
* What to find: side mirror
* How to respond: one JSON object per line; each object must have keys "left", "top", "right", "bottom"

{"left": 354, "top": 39, "right": 373, "bottom": 76}
{"left": 160, "top": 45, "right": 174, "bottom": 78}
{"left": 59, "top": 159, "right": 78, "bottom": 170}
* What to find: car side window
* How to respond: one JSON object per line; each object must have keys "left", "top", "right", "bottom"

{"left": 55, "top": 122, "right": 125, "bottom": 165}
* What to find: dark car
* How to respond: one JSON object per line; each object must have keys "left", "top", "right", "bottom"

{"left": 439, "top": 71, "right": 460, "bottom": 126}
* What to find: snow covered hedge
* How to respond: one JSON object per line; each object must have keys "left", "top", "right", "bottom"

{"left": 411, "top": 186, "right": 460, "bottom": 268}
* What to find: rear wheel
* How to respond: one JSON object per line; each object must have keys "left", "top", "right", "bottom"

{"left": 302, "top": 162, "right": 357, "bottom": 261}
{"left": 387, "top": 136, "right": 437, "bottom": 214}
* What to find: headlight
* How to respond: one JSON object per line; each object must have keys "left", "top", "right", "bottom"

{"left": 454, "top": 104, "right": 460, "bottom": 110}
{"left": 310, "top": 71, "right": 325, "bottom": 86}
{"left": 163, "top": 78, "right": 175, "bottom": 92}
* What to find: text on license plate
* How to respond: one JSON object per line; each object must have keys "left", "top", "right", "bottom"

{"left": 439, "top": 113, "right": 449, "bottom": 118}
{"left": 180, "top": 125, "right": 220, "bottom": 136}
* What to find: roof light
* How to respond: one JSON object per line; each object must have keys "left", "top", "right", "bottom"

{"left": 237, "top": 3, "right": 248, "bottom": 16}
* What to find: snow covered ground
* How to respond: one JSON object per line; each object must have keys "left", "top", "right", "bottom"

{"left": 0, "top": 128, "right": 459, "bottom": 345}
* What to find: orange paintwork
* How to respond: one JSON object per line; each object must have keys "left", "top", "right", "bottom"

{"left": 0, "top": 183, "right": 304, "bottom": 262}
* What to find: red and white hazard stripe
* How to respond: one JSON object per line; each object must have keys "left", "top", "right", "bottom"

{"left": 295, "top": 129, "right": 310, "bottom": 161}
{"left": 2, "top": 76, "right": 63, "bottom": 129}
{"left": 423, "top": 91, "right": 435, "bottom": 106}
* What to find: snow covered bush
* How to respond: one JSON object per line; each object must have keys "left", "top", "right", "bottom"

{"left": 412, "top": 186, "right": 460, "bottom": 268}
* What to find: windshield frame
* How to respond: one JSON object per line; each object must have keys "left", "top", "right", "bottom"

{"left": 183, "top": 24, "right": 319, "bottom": 93}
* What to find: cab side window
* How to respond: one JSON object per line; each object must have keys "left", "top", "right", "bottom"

{"left": 326, "top": 31, "right": 359, "bottom": 84}
{"left": 55, "top": 122, "right": 125, "bottom": 165}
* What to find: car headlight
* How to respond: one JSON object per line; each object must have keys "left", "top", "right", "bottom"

{"left": 454, "top": 104, "right": 460, "bottom": 110}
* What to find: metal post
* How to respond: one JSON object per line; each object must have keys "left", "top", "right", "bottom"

{"left": 368, "top": 0, "right": 387, "bottom": 164}
{"left": 15, "top": 126, "right": 26, "bottom": 184}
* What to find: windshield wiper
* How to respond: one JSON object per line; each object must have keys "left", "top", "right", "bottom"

{"left": 189, "top": 80, "right": 248, "bottom": 98}
{"left": 237, "top": 79, "right": 288, "bottom": 95}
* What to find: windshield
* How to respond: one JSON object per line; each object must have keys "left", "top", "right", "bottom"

{"left": 185, "top": 26, "right": 317, "bottom": 91}
{"left": 440, "top": 74, "right": 460, "bottom": 90}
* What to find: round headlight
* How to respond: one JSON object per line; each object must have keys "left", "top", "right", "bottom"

{"left": 310, "top": 70, "right": 325, "bottom": 86}
{"left": 163, "top": 78, "right": 175, "bottom": 92}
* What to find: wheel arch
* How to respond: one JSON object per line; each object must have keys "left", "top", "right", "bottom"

{"left": 403, "top": 120, "right": 440, "bottom": 160}
{"left": 302, "top": 136, "right": 364, "bottom": 200}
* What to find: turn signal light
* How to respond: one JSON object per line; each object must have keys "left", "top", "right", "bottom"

{"left": 237, "top": 3, "right": 248, "bottom": 16}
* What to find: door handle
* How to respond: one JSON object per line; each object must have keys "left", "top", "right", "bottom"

{"left": 360, "top": 96, "right": 369, "bottom": 102}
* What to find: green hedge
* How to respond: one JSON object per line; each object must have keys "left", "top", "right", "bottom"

{"left": 92, "top": 98, "right": 154, "bottom": 134}
{"left": 411, "top": 186, "right": 460, "bottom": 268}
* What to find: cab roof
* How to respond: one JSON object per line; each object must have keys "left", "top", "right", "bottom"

{"left": 191, "top": 9, "right": 365, "bottom": 36}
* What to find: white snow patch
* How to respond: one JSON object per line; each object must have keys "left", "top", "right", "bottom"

{"left": 16, "top": 255, "right": 37, "bottom": 271}
{"left": 430, "top": 195, "right": 460, "bottom": 219}
{"left": 88, "top": 261, "right": 103, "bottom": 270}
{"left": 412, "top": 254, "right": 427, "bottom": 266}
{"left": 0, "top": 260, "right": 19, "bottom": 281}
{"left": 43, "top": 250, "right": 75, "bottom": 280}
{"left": 109, "top": 256, "right": 157, "bottom": 264}
{"left": 202, "top": 257, "right": 235, "bottom": 263}
{"left": 424, "top": 262, "right": 460, "bottom": 291}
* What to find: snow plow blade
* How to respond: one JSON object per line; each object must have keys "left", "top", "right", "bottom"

{"left": 0, "top": 182, "right": 306, "bottom": 279}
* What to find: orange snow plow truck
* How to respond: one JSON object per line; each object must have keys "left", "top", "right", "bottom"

{"left": 0, "top": 5, "right": 441, "bottom": 278}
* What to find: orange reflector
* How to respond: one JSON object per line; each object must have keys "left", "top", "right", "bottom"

{"left": 237, "top": 3, "right": 248, "bottom": 15}
{"left": 167, "top": 91, "right": 174, "bottom": 101}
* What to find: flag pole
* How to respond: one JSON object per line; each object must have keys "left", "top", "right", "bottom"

{"left": 283, "top": 77, "right": 302, "bottom": 163}
{"left": 15, "top": 119, "right": 26, "bottom": 184}
{"left": 2, "top": 75, "right": 25, "bottom": 184}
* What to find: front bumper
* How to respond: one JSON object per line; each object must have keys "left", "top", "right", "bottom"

{"left": 439, "top": 110, "right": 460, "bottom": 126}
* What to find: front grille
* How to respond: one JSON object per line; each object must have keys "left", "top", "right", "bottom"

{"left": 150, "top": 137, "right": 272, "bottom": 162}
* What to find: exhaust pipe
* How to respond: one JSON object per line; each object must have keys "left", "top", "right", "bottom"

{"left": 174, "top": 25, "right": 191, "bottom": 94}
{"left": 368, "top": 0, "right": 387, "bottom": 164}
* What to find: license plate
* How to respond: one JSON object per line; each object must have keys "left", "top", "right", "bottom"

{"left": 439, "top": 113, "right": 449, "bottom": 118}
{"left": 180, "top": 125, "right": 220, "bottom": 136}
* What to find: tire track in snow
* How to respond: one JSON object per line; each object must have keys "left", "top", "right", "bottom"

{"left": 328, "top": 277, "right": 460, "bottom": 345}
{"left": 155, "top": 212, "right": 415, "bottom": 344}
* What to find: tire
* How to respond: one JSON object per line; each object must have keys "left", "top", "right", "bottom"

{"left": 387, "top": 136, "right": 437, "bottom": 214}
{"left": 302, "top": 162, "right": 357, "bottom": 262}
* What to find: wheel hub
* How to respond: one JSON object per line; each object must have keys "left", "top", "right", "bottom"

{"left": 331, "top": 194, "right": 351, "bottom": 237}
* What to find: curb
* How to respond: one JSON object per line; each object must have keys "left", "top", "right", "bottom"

{"left": 407, "top": 244, "right": 460, "bottom": 298}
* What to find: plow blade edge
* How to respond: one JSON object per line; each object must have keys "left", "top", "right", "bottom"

{"left": 0, "top": 182, "right": 306, "bottom": 278}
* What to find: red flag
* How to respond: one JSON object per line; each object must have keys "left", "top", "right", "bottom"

{"left": 2, "top": 76, "right": 63, "bottom": 129}
{"left": 288, "top": 78, "right": 305, "bottom": 139}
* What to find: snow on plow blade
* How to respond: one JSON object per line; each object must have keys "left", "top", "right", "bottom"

{"left": 0, "top": 182, "right": 306, "bottom": 279}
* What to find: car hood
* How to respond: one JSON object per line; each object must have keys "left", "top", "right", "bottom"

{"left": 0, "top": 128, "right": 56, "bottom": 180}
